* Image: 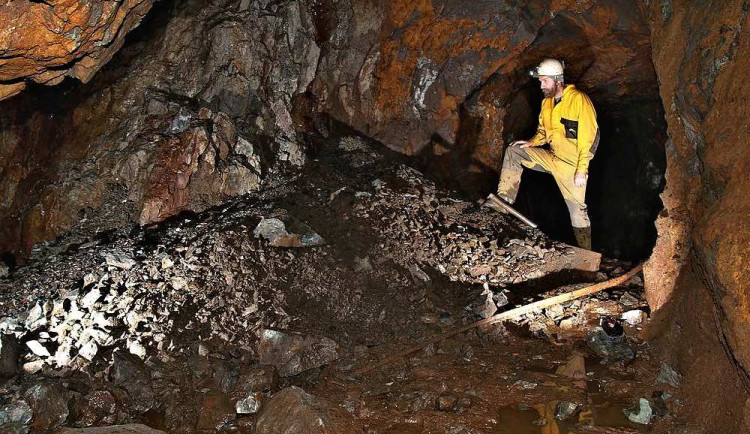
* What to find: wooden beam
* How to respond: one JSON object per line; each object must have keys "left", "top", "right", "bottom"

{"left": 355, "top": 263, "right": 644, "bottom": 376}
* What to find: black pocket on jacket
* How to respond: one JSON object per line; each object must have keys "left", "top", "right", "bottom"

{"left": 560, "top": 118, "right": 578, "bottom": 139}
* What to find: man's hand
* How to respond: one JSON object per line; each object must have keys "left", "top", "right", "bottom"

{"left": 574, "top": 171, "right": 587, "bottom": 187}
{"left": 510, "top": 140, "right": 531, "bottom": 149}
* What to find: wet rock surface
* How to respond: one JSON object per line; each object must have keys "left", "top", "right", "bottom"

{"left": 642, "top": 1, "right": 750, "bottom": 430}
{"left": 0, "top": 137, "right": 686, "bottom": 432}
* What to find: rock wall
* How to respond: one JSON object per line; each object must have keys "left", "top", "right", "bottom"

{"left": 0, "top": 0, "right": 665, "bottom": 260}
{"left": 643, "top": 0, "right": 750, "bottom": 427}
{"left": 309, "top": 0, "right": 667, "bottom": 260}
{"left": 0, "top": 0, "right": 320, "bottom": 256}
{"left": 0, "top": 0, "right": 158, "bottom": 100}
{"left": 647, "top": 0, "right": 749, "bottom": 354}
{"left": 312, "top": 0, "right": 659, "bottom": 160}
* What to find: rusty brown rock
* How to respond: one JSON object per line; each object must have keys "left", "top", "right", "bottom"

{"left": 195, "top": 392, "right": 235, "bottom": 432}
{"left": 313, "top": 0, "right": 658, "bottom": 161}
{"left": 138, "top": 113, "right": 261, "bottom": 225}
{"left": 644, "top": 0, "right": 750, "bottom": 431}
{"left": 645, "top": 0, "right": 749, "bottom": 365}
{"left": 0, "top": 0, "right": 157, "bottom": 100}
{"left": 24, "top": 383, "right": 71, "bottom": 431}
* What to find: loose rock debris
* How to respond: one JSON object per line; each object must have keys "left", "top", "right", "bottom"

{"left": 0, "top": 136, "right": 689, "bottom": 432}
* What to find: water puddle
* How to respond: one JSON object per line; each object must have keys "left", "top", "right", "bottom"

{"left": 495, "top": 399, "right": 647, "bottom": 434}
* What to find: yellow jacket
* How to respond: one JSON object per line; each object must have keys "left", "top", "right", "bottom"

{"left": 529, "top": 85, "right": 599, "bottom": 173}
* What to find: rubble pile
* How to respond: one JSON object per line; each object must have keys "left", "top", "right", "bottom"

{"left": 0, "top": 216, "right": 317, "bottom": 373}
{"left": 332, "top": 138, "right": 596, "bottom": 287}
{"left": 0, "top": 136, "right": 660, "bottom": 432}
{"left": 505, "top": 264, "right": 650, "bottom": 340}
{"left": 2, "top": 249, "right": 184, "bottom": 372}
{"left": 339, "top": 140, "right": 597, "bottom": 287}
{"left": 0, "top": 136, "right": 640, "bottom": 371}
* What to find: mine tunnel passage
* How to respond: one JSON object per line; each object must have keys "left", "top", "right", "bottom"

{"left": 498, "top": 12, "right": 668, "bottom": 261}
{"left": 503, "top": 79, "right": 668, "bottom": 261}
{"left": 411, "top": 12, "right": 669, "bottom": 261}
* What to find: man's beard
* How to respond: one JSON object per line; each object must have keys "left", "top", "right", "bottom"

{"left": 542, "top": 87, "right": 555, "bottom": 98}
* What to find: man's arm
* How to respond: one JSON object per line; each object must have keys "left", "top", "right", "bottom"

{"left": 574, "top": 93, "right": 598, "bottom": 175}
{"left": 513, "top": 103, "right": 546, "bottom": 148}
{"left": 528, "top": 104, "right": 547, "bottom": 146}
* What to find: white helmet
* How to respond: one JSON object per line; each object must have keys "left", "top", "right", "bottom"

{"left": 529, "top": 58, "right": 565, "bottom": 80}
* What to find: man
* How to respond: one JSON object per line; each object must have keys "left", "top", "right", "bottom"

{"left": 496, "top": 58, "right": 599, "bottom": 250}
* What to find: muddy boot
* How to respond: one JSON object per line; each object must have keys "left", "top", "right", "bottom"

{"left": 496, "top": 193, "right": 515, "bottom": 205}
{"left": 573, "top": 226, "right": 592, "bottom": 250}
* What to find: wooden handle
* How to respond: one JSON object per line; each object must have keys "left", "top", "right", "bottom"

{"left": 486, "top": 194, "right": 538, "bottom": 228}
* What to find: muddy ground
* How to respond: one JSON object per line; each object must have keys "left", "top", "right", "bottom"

{"left": 0, "top": 135, "right": 694, "bottom": 433}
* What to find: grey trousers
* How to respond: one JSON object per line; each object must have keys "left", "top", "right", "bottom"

{"left": 498, "top": 145, "right": 591, "bottom": 229}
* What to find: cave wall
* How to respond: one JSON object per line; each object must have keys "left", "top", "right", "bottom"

{"left": 643, "top": 0, "right": 750, "bottom": 427}
{"left": 310, "top": 0, "right": 667, "bottom": 262}
{"left": 0, "top": 0, "right": 665, "bottom": 260}
{"left": 0, "top": 0, "right": 320, "bottom": 257}
{"left": 311, "top": 0, "right": 659, "bottom": 159}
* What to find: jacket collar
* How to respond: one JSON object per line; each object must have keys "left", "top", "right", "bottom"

{"left": 558, "top": 84, "right": 576, "bottom": 99}
{"left": 547, "top": 84, "right": 576, "bottom": 105}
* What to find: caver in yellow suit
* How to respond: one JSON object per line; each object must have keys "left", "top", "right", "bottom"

{"left": 497, "top": 84, "right": 599, "bottom": 249}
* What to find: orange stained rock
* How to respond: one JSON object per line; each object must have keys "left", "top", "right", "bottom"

{"left": 0, "top": 0, "right": 156, "bottom": 100}
{"left": 374, "top": 0, "right": 511, "bottom": 129}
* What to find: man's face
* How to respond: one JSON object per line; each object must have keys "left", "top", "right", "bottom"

{"left": 539, "top": 76, "right": 557, "bottom": 98}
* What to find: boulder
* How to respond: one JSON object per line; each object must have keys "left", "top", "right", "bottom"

{"left": 24, "top": 384, "right": 71, "bottom": 432}
{"left": 255, "top": 387, "right": 358, "bottom": 434}
{"left": 110, "top": 351, "right": 155, "bottom": 414}
{"left": 0, "top": 400, "right": 33, "bottom": 433}
{"left": 235, "top": 392, "right": 263, "bottom": 415}
{"left": 258, "top": 329, "right": 339, "bottom": 377}
{"left": 0, "top": 333, "right": 20, "bottom": 378}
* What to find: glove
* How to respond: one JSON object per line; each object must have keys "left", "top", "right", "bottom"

{"left": 574, "top": 171, "right": 587, "bottom": 187}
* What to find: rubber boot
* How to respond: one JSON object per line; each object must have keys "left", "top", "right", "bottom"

{"left": 573, "top": 226, "right": 592, "bottom": 250}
